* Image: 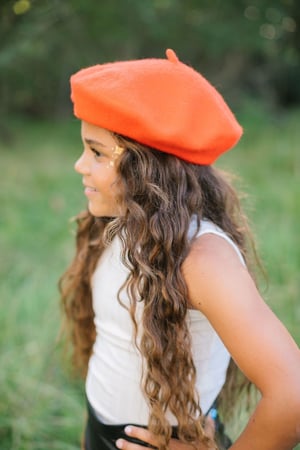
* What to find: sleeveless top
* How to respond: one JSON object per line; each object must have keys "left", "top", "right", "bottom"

{"left": 86, "top": 219, "right": 245, "bottom": 425}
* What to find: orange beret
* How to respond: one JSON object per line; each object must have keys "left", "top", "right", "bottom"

{"left": 70, "top": 49, "right": 242, "bottom": 165}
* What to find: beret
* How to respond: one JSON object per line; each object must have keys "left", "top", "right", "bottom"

{"left": 70, "top": 49, "right": 242, "bottom": 165}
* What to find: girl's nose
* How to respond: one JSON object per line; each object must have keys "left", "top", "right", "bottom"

{"left": 74, "top": 152, "right": 90, "bottom": 175}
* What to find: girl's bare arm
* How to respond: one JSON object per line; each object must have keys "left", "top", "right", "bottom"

{"left": 183, "top": 233, "right": 300, "bottom": 449}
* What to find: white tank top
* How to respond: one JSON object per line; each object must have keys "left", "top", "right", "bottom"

{"left": 86, "top": 219, "right": 245, "bottom": 425}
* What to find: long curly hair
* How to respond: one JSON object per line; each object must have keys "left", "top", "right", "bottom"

{"left": 59, "top": 134, "right": 258, "bottom": 449}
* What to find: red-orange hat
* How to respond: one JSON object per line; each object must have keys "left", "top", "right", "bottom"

{"left": 70, "top": 49, "right": 242, "bottom": 165}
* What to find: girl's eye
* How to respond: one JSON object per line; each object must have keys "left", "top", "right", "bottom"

{"left": 91, "top": 148, "right": 102, "bottom": 159}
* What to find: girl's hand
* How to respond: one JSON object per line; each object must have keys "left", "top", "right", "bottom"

{"left": 115, "top": 426, "right": 192, "bottom": 449}
{"left": 115, "top": 416, "right": 215, "bottom": 449}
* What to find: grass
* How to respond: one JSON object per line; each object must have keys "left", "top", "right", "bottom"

{"left": 220, "top": 102, "right": 300, "bottom": 341}
{"left": 0, "top": 105, "right": 299, "bottom": 449}
{"left": 0, "top": 117, "right": 86, "bottom": 449}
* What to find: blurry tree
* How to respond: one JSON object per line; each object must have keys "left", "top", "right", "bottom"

{"left": 0, "top": 0, "right": 299, "bottom": 120}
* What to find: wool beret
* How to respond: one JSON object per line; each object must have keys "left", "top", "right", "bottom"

{"left": 70, "top": 49, "right": 242, "bottom": 165}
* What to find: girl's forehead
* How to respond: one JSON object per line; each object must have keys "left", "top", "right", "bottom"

{"left": 81, "top": 121, "right": 116, "bottom": 147}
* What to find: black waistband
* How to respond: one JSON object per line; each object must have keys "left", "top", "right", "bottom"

{"left": 86, "top": 399, "right": 178, "bottom": 447}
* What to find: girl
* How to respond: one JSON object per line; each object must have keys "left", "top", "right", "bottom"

{"left": 60, "top": 49, "right": 300, "bottom": 450}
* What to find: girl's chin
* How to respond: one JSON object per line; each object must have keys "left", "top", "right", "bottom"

{"left": 87, "top": 204, "right": 105, "bottom": 217}
{"left": 87, "top": 205, "right": 121, "bottom": 218}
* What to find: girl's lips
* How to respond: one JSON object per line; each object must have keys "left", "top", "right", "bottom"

{"left": 84, "top": 187, "right": 98, "bottom": 196}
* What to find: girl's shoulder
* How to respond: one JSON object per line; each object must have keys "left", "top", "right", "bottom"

{"left": 188, "top": 217, "right": 245, "bottom": 266}
{"left": 183, "top": 216, "right": 250, "bottom": 317}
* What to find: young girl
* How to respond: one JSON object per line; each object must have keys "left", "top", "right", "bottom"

{"left": 60, "top": 49, "right": 300, "bottom": 450}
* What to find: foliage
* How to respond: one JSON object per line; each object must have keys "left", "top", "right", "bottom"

{"left": 0, "top": 0, "right": 299, "bottom": 120}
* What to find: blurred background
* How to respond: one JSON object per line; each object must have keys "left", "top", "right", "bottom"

{"left": 0, "top": 0, "right": 299, "bottom": 449}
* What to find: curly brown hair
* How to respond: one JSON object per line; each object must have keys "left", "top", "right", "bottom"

{"left": 59, "top": 134, "right": 257, "bottom": 450}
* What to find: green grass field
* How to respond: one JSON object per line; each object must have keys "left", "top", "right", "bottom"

{"left": 0, "top": 106, "right": 299, "bottom": 449}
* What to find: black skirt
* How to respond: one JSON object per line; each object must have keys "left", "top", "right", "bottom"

{"left": 84, "top": 399, "right": 232, "bottom": 450}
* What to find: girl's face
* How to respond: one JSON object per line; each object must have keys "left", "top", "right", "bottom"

{"left": 74, "top": 121, "right": 124, "bottom": 217}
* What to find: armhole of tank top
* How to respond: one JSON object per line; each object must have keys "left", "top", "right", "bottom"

{"left": 196, "top": 228, "right": 246, "bottom": 266}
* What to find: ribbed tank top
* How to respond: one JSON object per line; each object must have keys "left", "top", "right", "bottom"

{"left": 86, "top": 219, "right": 245, "bottom": 425}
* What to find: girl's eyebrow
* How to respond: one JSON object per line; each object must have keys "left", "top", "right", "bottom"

{"left": 84, "top": 138, "right": 107, "bottom": 148}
